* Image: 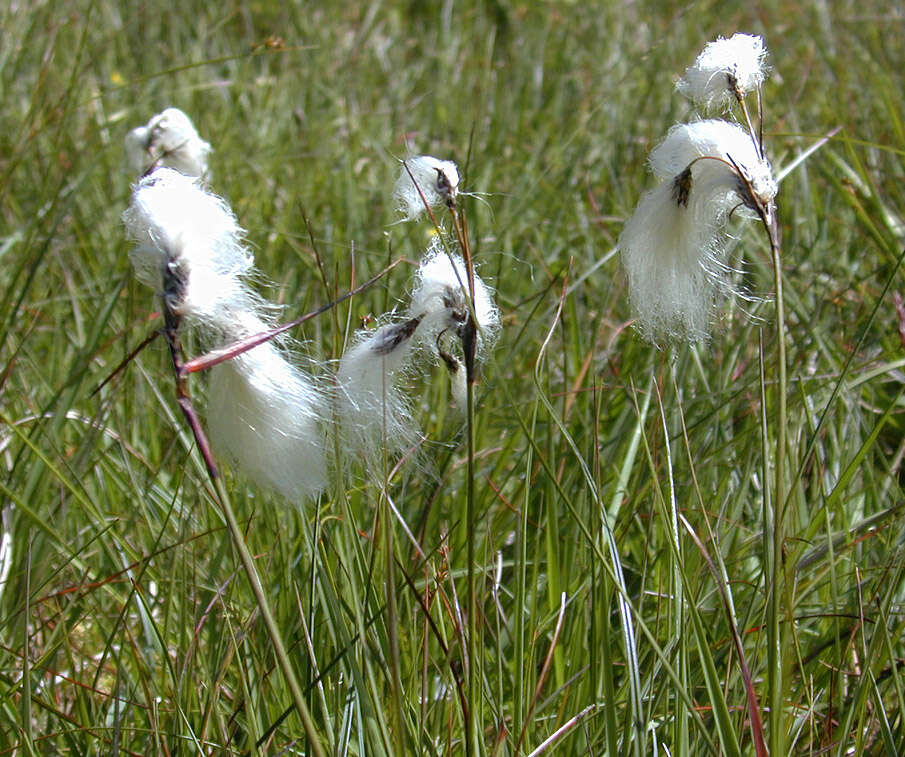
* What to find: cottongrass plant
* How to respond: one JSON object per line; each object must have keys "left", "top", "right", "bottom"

{"left": 342, "top": 152, "right": 498, "bottom": 754}
{"left": 337, "top": 238, "right": 499, "bottom": 464}
{"left": 620, "top": 32, "right": 791, "bottom": 756}
{"left": 125, "top": 107, "right": 212, "bottom": 179}
{"left": 123, "top": 167, "right": 328, "bottom": 499}
{"left": 393, "top": 155, "right": 460, "bottom": 220}
{"left": 619, "top": 35, "right": 776, "bottom": 342}
{"left": 409, "top": 242, "right": 501, "bottom": 406}
{"left": 676, "top": 33, "right": 768, "bottom": 111}
{"left": 674, "top": 41, "right": 788, "bottom": 754}
{"left": 337, "top": 315, "right": 422, "bottom": 463}
{"left": 338, "top": 153, "right": 497, "bottom": 468}
{"left": 122, "top": 163, "right": 328, "bottom": 754}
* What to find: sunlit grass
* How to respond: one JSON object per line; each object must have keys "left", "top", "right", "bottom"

{"left": 2, "top": 1, "right": 905, "bottom": 754}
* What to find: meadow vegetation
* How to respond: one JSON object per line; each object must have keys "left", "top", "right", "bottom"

{"left": 2, "top": 1, "right": 905, "bottom": 754}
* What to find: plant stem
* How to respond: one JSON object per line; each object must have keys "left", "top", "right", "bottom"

{"left": 163, "top": 307, "right": 325, "bottom": 757}
{"left": 382, "top": 487, "right": 405, "bottom": 749}
{"left": 767, "top": 208, "right": 787, "bottom": 757}
{"left": 449, "top": 200, "right": 481, "bottom": 757}
{"left": 212, "top": 476, "right": 327, "bottom": 757}
{"left": 466, "top": 369, "right": 479, "bottom": 757}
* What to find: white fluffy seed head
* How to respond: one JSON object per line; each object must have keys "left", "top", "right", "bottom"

{"left": 393, "top": 156, "right": 460, "bottom": 220}
{"left": 408, "top": 240, "right": 501, "bottom": 355}
{"left": 125, "top": 107, "right": 212, "bottom": 178}
{"left": 620, "top": 120, "right": 777, "bottom": 343}
{"left": 123, "top": 168, "right": 328, "bottom": 501}
{"left": 336, "top": 320, "right": 421, "bottom": 462}
{"left": 122, "top": 168, "right": 256, "bottom": 332}
{"left": 650, "top": 120, "right": 777, "bottom": 210}
{"left": 336, "top": 241, "right": 501, "bottom": 464}
{"left": 677, "top": 33, "right": 767, "bottom": 110}
{"left": 619, "top": 180, "right": 722, "bottom": 342}
{"left": 207, "top": 338, "right": 328, "bottom": 501}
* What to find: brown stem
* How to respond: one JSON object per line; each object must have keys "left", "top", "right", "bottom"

{"left": 179, "top": 258, "right": 402, "bottom": 377}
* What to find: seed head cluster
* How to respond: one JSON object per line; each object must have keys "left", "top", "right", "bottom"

{"left": 619, "top": 33, "right": 776, "bottom": 342}
{"left": 123, "top": 115, "right": 499, "bottom": 495}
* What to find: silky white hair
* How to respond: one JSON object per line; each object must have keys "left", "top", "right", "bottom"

{"left": 393, "top": 156, "right": 460, "bottom": 220}
{"left": 125, "top": 107, "right": 212, "bottom": 178}
{"left": 676, "top": 33, "right": 767, "bottom": 110}
{"left": 207, "top": 329, "right": 328, "bottom": 501}
{"left": 123, "top": 168, "right": 328, "bottom": 500}
{"left": 619, "top": 179, "right": 721, "bottom": 342}
{"left": 650, "top": 120, "right": 776, "bottom": 208}
{"left": 408, "top": 239, "right": 501, "bottom": 359}
{"left": 122, "top": 168, "right": 256, "bottom": 333}
{"left": 337, "top": 239, "right": 502, "bottom": 462}
{"left": 619, "top": 120, "right": 776, "bottom": 342}
{"left": 336, "top": 318, "right": 421, "bottom": 463}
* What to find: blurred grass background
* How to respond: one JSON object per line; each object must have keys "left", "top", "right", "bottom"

{"left": 3, "top": 0, "right": 905, "bottom": 753}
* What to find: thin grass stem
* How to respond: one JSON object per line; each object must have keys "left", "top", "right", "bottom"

{"left": 767, "top": 206, "right": 787, "bottom": 757}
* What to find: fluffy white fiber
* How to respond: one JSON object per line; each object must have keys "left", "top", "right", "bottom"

{"left": 619, "top": 180, "right": 719, "bottom": 342}
{"left": 337, "top": 241, "right": 502, "bottom": 462}
{"left": 393, "top": 156, "right": 460, "bottom": 220}
{"left": 619, "top": 120, "right": 777, "bottom": 342}
{"left": 408, "top": 240, "right": 501, "bottom": 355}
{"left": 207, "top": 332, "right": 328, "bottom": 501}
{"left": 336, "top": 319, "right": 421, "bottom": 461}
{"left": 650, "top": 120, "right": 777, "bottom": 209}
{"left": 123, "top": 168, "right": 328, "bottom": 500}
{"left": 122, "top": 168, "right": 255, "bottom": 332}
{"left": 125, "top": 107, "right": 212, "bottom": 178}
{"left": 676, "top": 33, "right": 767, "bottom": 110}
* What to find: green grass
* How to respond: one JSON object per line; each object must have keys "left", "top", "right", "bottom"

{"left": 3, "top": 0, "right": 905, "bottom": 754}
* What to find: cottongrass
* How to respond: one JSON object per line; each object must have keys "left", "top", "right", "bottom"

{"left": 676, "top": 33, "right": 767, "bottom": 110}
{"left": 125, "top": 107, "right": 212, "bottom": 179}
{"left": 123, "top": 168, "right": 328, "bottom": 500}
{"left": 619, "top": 122, "right": 777, "bottom": 342}
{"left": 122, "top": 168, "right": 256, "bottom": 332}
{"left": 336, "top": 317, "right": 423, "bottom": 463}
{"left": 337, "top": 239, "right": 500, "bottom": 463}
{"left": 409, "top": 239, "right": 501, "bottom": 364}
{"left": 393, "top": 155, "right": 460, "bottom": 220}
{"left": 649, "top": 120, "right": 776, "bottom": 209}
{"left": 206, "top": 323, "right": 327, "bottom": 500}
{"left": 619, "top": 179, "right": 720, "bottom": 342}
{"left": 619, "top": 36, "right": 777, "bottom": 343}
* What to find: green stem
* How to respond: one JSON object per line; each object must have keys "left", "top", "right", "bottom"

{"left": 165, "top": 304, "right": 325, "bottom": 757}
{"left": 768, "top": 210, "right": 787, "bottom": 756}
{"left": 382, "top": 488, "right": 405, "bottom": 748}
{"left": 466, "top": 374, "right": 479, "bottom": 757}
{"left": 212, "top": 475, "right": 326, "bottom": 757}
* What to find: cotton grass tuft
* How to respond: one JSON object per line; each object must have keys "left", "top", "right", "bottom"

{"left": 409, "top": 239, "right": 501, "bottom": 358}
{"left": 125, "top": 107, "right": 211, "bottom": 178}
{"left": 336, "top": 318, "right": 422, "bottom": 463}
{"left": 619, "top": 120, "right": 777, "bottom": 342}
{"left": 650, "top": 120, "right": 776, "bottom": 209}
{"left": 393, "top": 156, "right": 460, "bottom": 220}
{"left": 336, "top": 240, "right": 501, "bottom": 462}
{"left": 122, "top": 168, "right": 255, "bottom": 332}
{"left": 123, "top": 168, "right": 328, "bottom": 500}
{"left": 676, "top": 33, "right": 767, "bottom": 110}
{"left": 207, "top": 330, "right": 328, "bottom": 501}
